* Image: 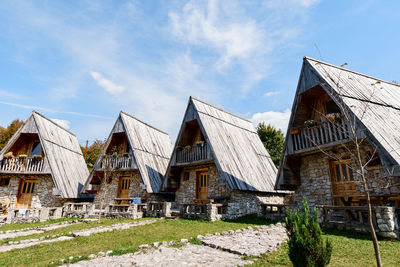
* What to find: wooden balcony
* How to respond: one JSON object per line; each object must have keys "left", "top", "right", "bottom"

{"left": 0, "top": 156, "right": 49, "bottom": 174}
{"left": 290, "top": 120, "right": 351, "bottom": 154}
{"left": 176, "top": 143, "right": 212, "bottom": 164}
{"left": 100, "top": 154, "right": 137, "bottom": 170}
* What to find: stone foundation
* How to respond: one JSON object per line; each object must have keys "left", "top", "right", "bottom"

{"left": 0, "top": 174, "right": 66, "bottom": 208}
{"left": 375, "top": 206, "right": 399, "bottom": 239}
{"left": 175, "top": 163, "right": 230, "bottom": 205}
{"left": 93, "top": 170, "right": 146, "bottom": 207}
{"left": 291, "top": 144, "right": 400, "bottom": 208}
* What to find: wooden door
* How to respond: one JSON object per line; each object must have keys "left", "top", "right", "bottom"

{"left": 330, "top": 159, "right": 357, "bottom": 205}
{"left": 118, "top": 176, "right": 130, "bottom": 199}
{"left": 16, "top": 179, "right": 36, "bottom": 208}
{"left": 196, "top": 172, "right": 209, "bottom": 200}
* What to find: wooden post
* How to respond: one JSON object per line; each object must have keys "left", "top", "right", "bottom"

{"left": 84, "top": 140, "right": 89, "bottom": 161}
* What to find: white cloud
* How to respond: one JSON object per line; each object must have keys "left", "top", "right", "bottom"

{"left": 51, "top": 118, "right": 70, "bottom": 129}
{"left": 250, "top": 109, "right": 291, "bottom": 133}
{"left": 90, "top": 71, "right": 125, "bottom": 95}
{"left": 263, "top": 91, "right": 280, "bottom": 97}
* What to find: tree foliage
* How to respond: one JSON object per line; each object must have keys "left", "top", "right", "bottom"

{"left": 0, "top": 119, "right": 24, "bottom": 151}
{"left": 256, "top": 122, "right": 284, "bottom": 167}
{"left": 285, "top": 197, "right": 332, "bottom": 267}
{"left": 81, "top": 139, "right": 105, "bottom": 170}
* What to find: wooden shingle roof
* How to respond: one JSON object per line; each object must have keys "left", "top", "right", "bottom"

{"left": 83, "top": 112, "right": 173, "bottom": 194}
{"left": 0, "top": 111, "right": 89, "bottom": 198}
{"left": 163, "top": 97, "right": 278, "bottom": 192}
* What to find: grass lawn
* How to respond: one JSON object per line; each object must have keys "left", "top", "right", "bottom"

{"left": 0, "top": 218, "right": 77, "bottom": 232}
{"left": 0, "top": 218, "right": 145, "bottom": 245}
{"left": 0, "top": 216, "right": 268, "bottom": 267}
{"left": 249, "top": 228, "right": 400, "bottom": 267}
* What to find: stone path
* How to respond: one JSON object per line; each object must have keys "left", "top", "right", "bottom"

{"left": 0, "top": 219, "right": 158, "bottom": 252}
{"left": 71, "top": 219, "right": 157, "bottom": 237}
{"left": 68, "top": 244, "right": 253, "bottom": 267}
{"left": 0, "top": 221, "right": 81, "bottom": 240}
{"left": 66, "top": 223, "right": 287, "bottom": 267}
{"left": 200, "top": 223, "right": 287, "bottom": 256}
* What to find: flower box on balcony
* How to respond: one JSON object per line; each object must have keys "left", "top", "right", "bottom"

{"left": 304, "top": 120, "right": 318, "bottom": 128}
{"left": 290, "top": 129, "right": 300, "bottom": 135}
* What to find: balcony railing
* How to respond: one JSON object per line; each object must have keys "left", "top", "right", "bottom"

{"left": 100, "top": 154, "right": 137, "bottom": 170}
{"left": 0, "top": 156, "right": 48, "bottom": 173}
{"left": 176, "top": 143, "right": 212, "bottom": 164}
{"left": 291, "top": 119, "right": 350, "bottom": 153}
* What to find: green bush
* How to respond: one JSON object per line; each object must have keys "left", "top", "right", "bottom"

{"left": 285, "top": 197, "right": 332, "bottom": 267}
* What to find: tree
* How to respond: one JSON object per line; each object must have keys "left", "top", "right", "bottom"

{"left": 256, "top": 122, "right": 284, "bottom": 167}
{"left": 81, "top": 139, "right": 105, "bottom": 171}
{"left": 0, "top": 119, "right": 24, "bottom": 151}
{"left": 286, "top": 197, "right": 332, "bottom": 267}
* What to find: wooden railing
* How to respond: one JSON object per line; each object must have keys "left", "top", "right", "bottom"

{"left": 100, "top": 154, "right": 137, "bottom": 170}
{"left": 291, "top": 119, "right": 350, "bottom": 153}
{"left": 0, "top": 156, "right": 48, "bottom": 173}
{"left": 316, "top": 205, "right": 374, "bottom": 227}
{"left": 176, "top": 143, "right": 212, "bottom": 164}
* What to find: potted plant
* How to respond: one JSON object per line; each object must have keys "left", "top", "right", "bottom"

{"left": 123, "top": 152, "right": 130, "bottom": 157}
{"left": 184, "top": 145, "right": 191, "bottom": 151}
{"left": 112, "top": 152, "right": 118, "bottom": 158}
{"left": 32, "top": 155, "right": 42, "bottom": 161}
{"left": 195, "top": 141, "right": 205, "bottom": 147}
{"left": 290, "top": 128, "right": 300, "bottom": 135}
{"left": 304, "top": 120, "right": 318, "bottom": 128}
{"left": 326, "top": 113, "right": 341, "bottom": 121}
{"left": 18, "top": 154, "right": 27, "bottom": 158}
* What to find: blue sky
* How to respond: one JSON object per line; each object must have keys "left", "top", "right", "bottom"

{"left": 0, "top": 0, "right": 399, "bottom": 144}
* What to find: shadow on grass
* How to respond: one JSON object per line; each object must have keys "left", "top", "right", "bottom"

{"left": 224, "top": 214, "right": 279, "bottom": 226}
{"left": 322, "top": 227, "right": 388, "bottom": 242}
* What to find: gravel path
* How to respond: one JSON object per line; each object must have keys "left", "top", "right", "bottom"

{"left": 68, "top": 244, "right": 253, "bottom": 267}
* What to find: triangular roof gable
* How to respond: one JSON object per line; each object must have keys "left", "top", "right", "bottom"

{"left": 0, "top": 111, "right": 89, "bottom": 198}
{"left": 275, "top": 57, "right": 400, "bottom": 189}
{"left": 83, "top": 112, "right": 172, "bottom": 194}
{"left": 163, "top": 97, "right": 278, "bottom": 192}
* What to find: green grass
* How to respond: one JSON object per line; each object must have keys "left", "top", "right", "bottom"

{"left": 0, "top": 216, "right": 263, "bottom": 267}
{"left": 0, "top": 217, "right": 143, "bottom": 245}
{"left": 248, "top": 228, "right": 400, "bottom": 267}
{"left": 0, "top": 218, "right": 77, "bottom": 232}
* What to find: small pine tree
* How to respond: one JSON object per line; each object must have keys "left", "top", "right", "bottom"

{"left": 285, "top": 197, "right": 332, "bottom": 267}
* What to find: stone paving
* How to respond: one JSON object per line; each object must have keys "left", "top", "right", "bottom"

{"left": 71, "top": 219, "right": 157, "bottom": 237}
{"left": 68, "top": 244, "right": 253, "bottom": 267}
{"left": 67, "top": 223, "right": 287, "bottom": 267}
{"left": 199, "top": 223, "right": 287, "bottom": 256}
{"left": 0, "top": 219, "right": 157, "bottom": 253}
{"left": 0, "top": 221, "right": 81, "bottom": 240}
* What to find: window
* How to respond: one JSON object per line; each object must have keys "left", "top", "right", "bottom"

{"left": 332, "top": 159, "right": 354, "bottom": 182}
{"left": 183, "top": 172, "right": 189, "bottom": 181}
{"left": 30, "top": 142, "right": 42, "bottom": 157}
{"left": 0, "top": 178, "right": 10, "bottom": 187}
{"left": 325, "top": 100, "right": 341, "bottom": 114}
{"left": 365, "top": 151, "right": 381, "bottom": 168}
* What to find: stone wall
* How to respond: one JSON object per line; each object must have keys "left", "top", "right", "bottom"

{"left": 0, "top": 174, "right": 65, "bottom": 208}
{"left": 224, "top": 191, "right": 285, "bottom": 220}
{"left": 291, "top": 144, "right": 400, "bottom": 207}
{"left": 375, "top": 206, "right": 399, "bottom": 239}
{"left": 93, "top": 170, "right": 145, "bottom": 207}
{"left": 175, "top": 163, "right": 230, "bottom": 205}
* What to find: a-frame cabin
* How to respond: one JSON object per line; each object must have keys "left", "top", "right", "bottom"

{"left": 0, "top": 111, "right": 89, "bottom": 208}
{"left": 162, "top": 97, "right": 286, "bottom": 220}
{"left": 82, "top": 112, "right": 173, "bottom": 206}
{"left": 276, "top": 57, "right": 400, "bottom": 208}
